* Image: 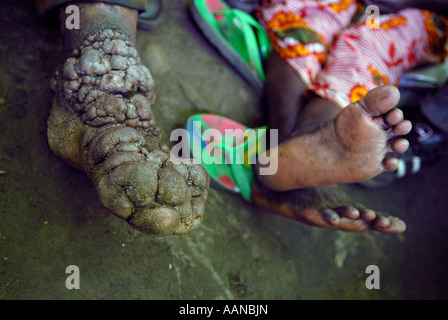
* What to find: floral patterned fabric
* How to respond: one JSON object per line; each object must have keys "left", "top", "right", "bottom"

{"left": 257, "top": 0, "right": 448, "bottom": 107}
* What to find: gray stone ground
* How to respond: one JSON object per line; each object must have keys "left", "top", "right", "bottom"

{"left": 1, "top": 0, "right": 447, "bottom": 300}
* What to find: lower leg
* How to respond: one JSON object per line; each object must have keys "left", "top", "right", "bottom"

{"left": 249, "top": 1, "right": 430, "bottom": 234}
{"left": 60, "top": 3, "right": 139, "bottom": 54}
{"left": 264, "top": 4, "right": 446, "bottom": 190}
{"left": 264, "top": 51, "right": 308, "bottom": 142}
{"left": 261, "top": 4, "right": 445, "bottom": 190}
{"left": 288, "top": 94, "right": 340, "bottom": 137}
{"left": 48, "top": 2, "right": 210, "bottom": 236}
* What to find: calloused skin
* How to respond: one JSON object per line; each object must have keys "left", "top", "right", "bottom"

{"left": 48, "top": 3, "right": 209, "bottom": 236}
{"left": 258, "top": 86, "right": 410, "bottom": 191}
{"left": 253, "top": 52, "right": 409, "bottom": 234}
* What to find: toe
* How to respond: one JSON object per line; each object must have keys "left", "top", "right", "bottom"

{"left": 391, "top": 120, "right": 412, "bottom": 136}
{"left": 156, "top": 162, "right": 190, "bottom": 205}
{"left": 386, "top": 217, "right": 406, "bottom": 233}
{"left": 252, "top": 183, "right": 384, "bottom": 233}
{"left": 320, "top": 209, "right": 341, "bottom": 226}
{"left": 334, "top": 206, "right": 360, "bottom": 219}
{"left": 371, "top": 215, "right": 406, "bottom": 234}
{"left": 319, "top": 207, "right": 369, "bottom": 232}
{"left": 127, "top": 206, "right": 182, "bottom": 236}
{"left": 373, "top": 108, "right": 404, "bottom": 129}
{"left": 362, "top": 85, "right": 401, "bottom": 116}
{"left": 389, "top": 138, "right": 409, "bottom": 154}
{"left": 383, "top": 157, "right": 399, "bottom": 171}
{"left": 96, "top": 161, "right": 160, "bottom": 219}
{"left": 95, "top": 151, "right": 209, "bottom": 235}
{"left": 338, "top": 218, "right": 369, "bottom": 232}
{"left": 360, "top": 208, "right": 377, "bottom": 221}
{"left": 372, "top": 215, "right": 392, "bottom": 228}
{"left": 385, "top": 108, "right": 404, "bottom": 126}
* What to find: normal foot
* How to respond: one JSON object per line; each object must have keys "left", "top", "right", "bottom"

{"left": 252, "top": 178, "right": 406, "bottom": 234}
{"left": 48, "top": 28, "right": 209, "bottom": 236}
{"left": 257, "top": 85, "right": 412, "bottom": 191}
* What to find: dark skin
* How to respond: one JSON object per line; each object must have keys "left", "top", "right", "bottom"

{"left": 253, "top": 51, "right": 411, "bottom": 232}
{"left": 48, "top": 3, "right": 210, "bottom": 236}
{"left": 264, "top": 0, "right": 448, "bottom": 140}
{"left": 60, "top": 2, "right": 139, "bottom": 55}
{"left": 252, "top": 0, "right": 447, "bottom": 233}
{"left": 264, "top": 51, "right": 341, "bottom": 142}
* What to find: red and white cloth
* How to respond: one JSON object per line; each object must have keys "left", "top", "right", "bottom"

{"left": 257, "top": 0, "right": 448, "bottom": 107}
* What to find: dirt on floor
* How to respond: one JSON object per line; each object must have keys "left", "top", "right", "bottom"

{"left": 1, "top": 0, "right": 447, "bottom": 300}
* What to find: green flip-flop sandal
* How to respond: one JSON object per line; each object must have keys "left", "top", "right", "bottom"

{"left": 190, "top": 0, "right": 271, "bottom": 95}
{"left": 186, "top": 114, "right": 268, "bottom": 202}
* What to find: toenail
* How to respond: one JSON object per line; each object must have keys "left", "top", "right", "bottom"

{"left": 321, "top": 209, "right": 340, "bottom": 225}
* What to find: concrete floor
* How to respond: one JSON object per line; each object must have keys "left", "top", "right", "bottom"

{"left": 1, "top": 0, "right": 447, "bottom": 300}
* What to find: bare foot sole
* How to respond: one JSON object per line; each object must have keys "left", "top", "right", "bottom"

{"left": 252, "top": 178, "right": 406, "bottom": 234}
{"left": 258, "top": 85, "right": 413, "bottom": 191}
{"left": 48, "top": 28, "right": 209, "bottom": 236}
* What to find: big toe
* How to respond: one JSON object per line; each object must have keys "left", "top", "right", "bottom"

{"left": 362, "top": 85, "right": 401, "bottom": 116}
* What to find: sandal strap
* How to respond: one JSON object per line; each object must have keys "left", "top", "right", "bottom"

{"left": 226, "top": 9, "right": 271, "bottom": 58}
{"left": 214, "top": 8, "right": 271, "bottom": 80}
{"left": 210, "top": 126, "right": 267, "bottom": 201}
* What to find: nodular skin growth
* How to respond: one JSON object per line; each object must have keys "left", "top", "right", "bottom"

{"left": 48, "top": 28, "right": 210, "bottom": 236}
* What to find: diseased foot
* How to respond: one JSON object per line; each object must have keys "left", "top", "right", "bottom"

{"left": 252, "top": 178, "right": 406, "bottom": 234}
{"left": 257, "top": 85, "right": 412, "bottom": 191}
{"left": 48, "top": 28, "right": 209, "bottom": 236}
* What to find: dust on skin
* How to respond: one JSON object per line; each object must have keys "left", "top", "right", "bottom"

{"left": 48, "top": 28, "right": 209, "bottom": 236}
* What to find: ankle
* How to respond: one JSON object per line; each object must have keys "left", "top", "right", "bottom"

{"left": 59, "top": 3, "right": 139, "bottom": 54}
{"left": 50, "top": 26, "right": 156, "bottom": 130}
{"left": 289, "top": 96, "right": 340, "bottom": 137}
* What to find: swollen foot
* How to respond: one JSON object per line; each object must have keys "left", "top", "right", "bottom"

{"left": 257, "top": 86, "right": 412, "bottom": 191}
{"left": 48, "top": 28, "right": 209, "bottom": 236}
